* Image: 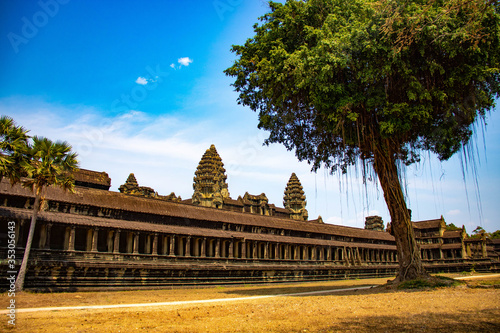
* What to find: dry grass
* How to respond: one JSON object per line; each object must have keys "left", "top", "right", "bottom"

{"left": 2, "top": 275, "right": 500, "bottom": 333}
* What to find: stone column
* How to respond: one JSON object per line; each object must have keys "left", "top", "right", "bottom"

{"left": 152, "top": 234, "right": 158, "bottom": 255}
{"left": 169, "top": 235, "right": 176, "bottom": 256}
{"left": 284, "top": 244, "right": 289, "bottom": 259}
{"left": 107, "top": 231, "right": 114, "bottom": 252}
{"left": 67, "top": 227, "right": 75, "bottom": 251}
{"left": 91, "top": 227, "right": 99, "bottom": 252}
{"left": 229, "top": 240, "right": 234, "bottom": 258}
{"left": 133, "top": 232, "right": 139, "bottom": 254}
{"left": 44, "top": 223, "right": 52, "bottom": 250}
{"left": 275, "top": 244, "right": 280, "bottom": 259}
{"left": 145, "top": 234, "right": 151, "bottom": 254}
{"left": 186, "top": 236, "right": 191, "bottom": 257}
{"left": 38, "top": 224, "right": 47, "bottom": 249}
{"left": 201, "top": 237, "right": 206, "bottom": 257}
{"left": 252, "top": 242, "right": 258, "bottom": 259}
{"left": 162, "top": 236, "right": 168, "bottom": 255}
{"left": 264, "top": 242, "right": 269, "bottom": 259}
{"left": 241, "top": 240, "right": 246, "bottom": 259}
{"left": 126, "top": 232, "right": 133, "bottom": 253}
{"left": 215, "top": 239, "right": 221, "bottom": 258}
{"left": 113, "top": 230, "right": 120, "bottom": 253}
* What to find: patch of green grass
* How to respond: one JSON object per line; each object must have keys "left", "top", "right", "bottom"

{"left": 398, "top": 276, "right": 463, "bottom": 289}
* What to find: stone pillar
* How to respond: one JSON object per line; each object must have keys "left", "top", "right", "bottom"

{"left": 133, "top": 232, "right": 139, "bottom": 254}
{"left": 38, "top": 224, "right": 47, "bottom": 249}
{"left": 126, "top": 232, "right": 133, "bottom": 253}
{"left": 284, "top": 244, "right": 289, "bottom": 259}
{"left": 67, "top": 227, "right": 75, "bottom": 251}
{"left": 91, "top": 228, "right": 98, "bottom": 252}
{"left": 229, "top": 240, "right": 234, "bottom": 258}
{"left": 275, "top": 244, "right": 280, "bottom": 259}
{"left": 113, "top": 230, "right": 120, "bottom": 253}
{"left": 215, "top": 239, "right": 221, "bottom": 258}
{"left": 264, "top": 242, "right": 269, "bottom": 259}
{"left": 294, "top": 246, "right": 299, "bottom": 260}
{"left": 201, "top": 237, "right": 206, "bottom": 257}
{"left": 145, "top": 234, "right": 151, "bottom": 254}
{"left": 186, "top": 236, "right": 191, "bottom": 257}
{"left": 343, "top": 247, "right": 350, "bottom": 266}
{"left": 162, "top": 236, "right": 168, "bottom": 255}
{"left": 152, "top": 234, "right": 158, "bottom": 255}
{"left": 107, "top": 231, "right": 114, "bottom": 252}
{"left": 44, "top": 223, "right": 52, "bottom": 250}
{"left": 252, "top": 242, "right": 258, "bottom": 259}
{"left": 241, "top": 240, "right": 246, "bottom": 259}
{"left": 169, "top": 235, "right": 176, "bottom": 256}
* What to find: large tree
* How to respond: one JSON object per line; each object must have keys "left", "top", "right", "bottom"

{"left": 15, "top": 136, "right": 78, "bottom": 291}
{"left": 225, "top": 0, "right": 500, "bottom": 281}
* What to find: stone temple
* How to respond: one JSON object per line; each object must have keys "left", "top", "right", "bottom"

{"left": 0, "top": 144, "right": 498, "bottom": 291}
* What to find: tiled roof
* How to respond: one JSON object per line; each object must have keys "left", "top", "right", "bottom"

{"left": 73, "top": 169, "right": 111, "bottom": 188}
{"left": 0, "top": 206, "right": 395, "bottom": 250}
{"left": 412, "top": 219, "right": 443, "bottom": 229}
{"left": 0, "top": 181, "right": 395, "bottom": 242}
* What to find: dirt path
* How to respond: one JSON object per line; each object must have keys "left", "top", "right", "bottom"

{"left": 1, "top": 285, "right": 377, "bottom": 314}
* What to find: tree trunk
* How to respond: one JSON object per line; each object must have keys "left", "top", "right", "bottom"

{"left": 372, "top": 139, "right": 427, "bottom": 282}
{"left": 15, "top": 192, "right": 41, "bottom": 291}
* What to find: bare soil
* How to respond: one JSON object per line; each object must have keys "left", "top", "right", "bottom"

{"left": 2, "top": 274, "right": 499, "bottom": 332}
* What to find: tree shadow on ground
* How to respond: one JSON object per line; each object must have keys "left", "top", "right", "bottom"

{"left": 222, "top": 283, "right": 389, "bottom": 297}
{"left": 316, "top": 309, "right": 500, "bottom": 333}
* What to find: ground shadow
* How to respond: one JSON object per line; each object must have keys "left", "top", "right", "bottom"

{"left": 315, "top": 309, "right": 500, "bottom": 333}
{"left": 222, "top": 283, "right": 390, "bottom": 297}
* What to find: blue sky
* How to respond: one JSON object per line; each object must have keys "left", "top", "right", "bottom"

{"left": 1, "top": 0, "right": 499, "bottom": 233}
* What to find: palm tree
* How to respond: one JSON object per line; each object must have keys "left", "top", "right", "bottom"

{"left": 15, "top": 136, "right": 78, "bottom": 291}
{"left": 0, "top": 115, "right": 30, "bottom": 184}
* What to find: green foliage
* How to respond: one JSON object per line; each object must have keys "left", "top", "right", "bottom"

{"left": 490, "top": 230, "right": 500, "bottom": 239}
{"left": 0, "top": 115, "right": 30, "bottom": 184}
{"left": 22, "top": 136, "right": 79, "bottom": 195}
{"left": 225, "top": 0, "right": 500, "bottom": 173}
{"left": 446, "top": 223, "right": 461, "bottom": 231}
{"left": 470, "top": 225, "right": 486, "bottom": 238}
{"left": 398, "top": 276, "right": 462, "bottom": 289}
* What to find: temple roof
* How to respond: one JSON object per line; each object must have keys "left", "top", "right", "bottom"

{"left": 73, "top": 168, "right": 111, "bottom": 190}
{"left": 0, "top": 206, "right": 394, "bottom": 249}
{"left": 0, "top": 180, "right": 395, "bottom": 242}
{"left": 412, "top": 219, "right": 445, "bottom": 229}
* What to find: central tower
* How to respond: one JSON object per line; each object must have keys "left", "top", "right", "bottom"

{"left": 192, "top": 144, "right": 230, "bottom": 208}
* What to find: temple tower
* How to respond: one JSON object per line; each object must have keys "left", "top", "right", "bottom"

{"left": 283, "top": 173, "right": 308, "bottom": 221}
{"left": 192, "top": 144, "right": 230, "bottom": 208}
{"left": 365, "top": 216, "right": 385, "bottom": 231}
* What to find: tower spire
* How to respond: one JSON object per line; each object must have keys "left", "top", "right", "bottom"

{"left": 283, "top": 173, "right": 308, "bottom": 221}
{"left": 192, "top": 144, "right": 229, "bottom": 208}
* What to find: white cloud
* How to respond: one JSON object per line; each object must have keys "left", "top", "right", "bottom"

{"left": 178, "top": 57, "right": 193, "bottom": 67}
{"left": 170, "top": 63, "right": 176, "bottom": 69}
{"left": 2, "top": 96, "right": 498, "bottom": 233}
{"left": 447, "top": 209, "right": 461, "bottom": 216}
{"left": 135, "top": 77, "right": 148, "bottom": 85}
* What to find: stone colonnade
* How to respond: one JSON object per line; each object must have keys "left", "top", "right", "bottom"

{"left": 13, "top": 220, "right": 399, "bottom": 265}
